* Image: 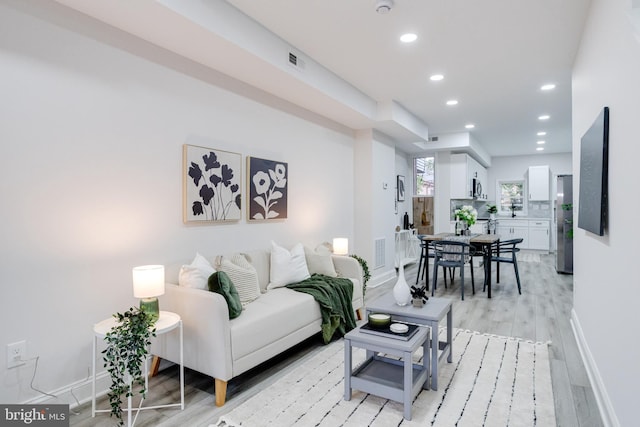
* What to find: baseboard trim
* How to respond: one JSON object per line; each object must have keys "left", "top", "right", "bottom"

{"left": 570, "top": 309, "right": 619, "bottom": 427}
{"left": 367, "top": 269, "right": 396, "bottom": 289}
{"left": 23, "top": 370, "right": 110, "bottom": 410}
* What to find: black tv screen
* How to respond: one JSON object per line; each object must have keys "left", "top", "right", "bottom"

{"left": 578, "top": 106, "right": 609, "bottom": 236}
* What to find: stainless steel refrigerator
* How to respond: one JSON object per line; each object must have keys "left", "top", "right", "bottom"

{"left": 556, "top": 175, "right": 573, "bottom": 273}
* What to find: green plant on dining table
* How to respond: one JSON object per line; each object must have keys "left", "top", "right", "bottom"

{"left": 102, "top": 307, "right": 156, "bottom": 425}
{"left": 455, "top": 205, "right": 478, "bottom": 226}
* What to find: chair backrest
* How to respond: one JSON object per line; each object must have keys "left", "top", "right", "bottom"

{"left": 433, "top": 240, "right": 473, "bottom": 264}
{"left": 492, "top": 238, "right": 523, "bottom": 260}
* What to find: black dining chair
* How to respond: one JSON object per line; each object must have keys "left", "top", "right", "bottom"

{"left": 432, "top": 240, "right": 475, "bottom": 300}
{"left": 485, "top": 238, "right": 523, "bottom": 294}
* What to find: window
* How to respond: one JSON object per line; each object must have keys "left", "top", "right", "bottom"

{"left": 414, "top": 157, "right": 434, "bottom": 196}
{"left": 497, "top": 179, "right": 527, "bottom": 215}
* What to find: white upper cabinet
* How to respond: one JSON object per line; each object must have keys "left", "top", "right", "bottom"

{"left": 527, "top": 165, "right": 551, "bottom": 201}
{"left": 450, "top": 153, "right": 488, "bottom": 199}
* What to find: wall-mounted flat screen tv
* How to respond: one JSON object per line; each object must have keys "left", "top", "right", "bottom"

{"left": 578, "top": 106, "right": 609, "bottom": 236}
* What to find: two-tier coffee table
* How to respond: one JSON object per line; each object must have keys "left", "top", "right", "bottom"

{"left": 366, "top": 294, "right": 452, "bottom": 390}
{"left": 344, "top": 325, "right": 430, "bottom": 420}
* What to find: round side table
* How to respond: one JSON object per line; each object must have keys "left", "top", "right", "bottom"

{"left": 91, "top": 311, "right": 184, "bottom": 427}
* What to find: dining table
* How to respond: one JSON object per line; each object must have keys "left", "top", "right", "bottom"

{"left": 418, "top": 233, "right": 501, "bottom": 298}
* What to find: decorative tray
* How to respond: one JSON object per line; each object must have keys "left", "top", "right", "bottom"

{"left": 359, "top": 322, "right": 420, "bottom": 341}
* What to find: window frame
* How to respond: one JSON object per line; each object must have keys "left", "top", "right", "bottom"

{"left": 496, "top": 179, "right": 528, "bottom": 216}
{"left": 413, "top": 156, "right": 435, "bottom": 197}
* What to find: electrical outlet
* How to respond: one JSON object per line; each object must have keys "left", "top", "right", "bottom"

{"left": 7, "top": 341, "right": 26, "bottom": 368}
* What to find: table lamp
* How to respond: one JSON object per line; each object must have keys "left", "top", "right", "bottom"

{"left": 132, "top": 265, "right": 165, "bottom": 322}
{"left": 333, "top": 238, "right": 349, "bottom": 255}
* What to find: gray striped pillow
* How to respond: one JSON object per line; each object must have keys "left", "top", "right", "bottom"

{"left": 218, "top": 254, "right": 261, "bottom": 305}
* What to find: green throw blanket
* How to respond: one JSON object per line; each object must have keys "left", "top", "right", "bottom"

{"left": 286, "top": 274, "right": 357, "bottom": 344}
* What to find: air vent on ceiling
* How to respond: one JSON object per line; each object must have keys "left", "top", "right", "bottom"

{"left": 429, "top": 136, "right": 439, "bottom": 142}
{"left": 288, "top": 51, "right": 305, "bottom": 71}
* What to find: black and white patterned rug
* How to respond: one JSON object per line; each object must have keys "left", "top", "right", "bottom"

{"left": 216, "top": 329, "right": 555, "bottom": 426}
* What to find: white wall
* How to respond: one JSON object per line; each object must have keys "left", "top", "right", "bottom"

{"left": 0, "top": 1, "right": 358, "bottom": 404}
{"left": 571, "top": 0, "right": 640, "bottom": 425}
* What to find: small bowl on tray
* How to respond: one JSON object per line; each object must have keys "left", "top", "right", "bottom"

{"left": 367, "top": 313, "right": 391, "bottom": 329}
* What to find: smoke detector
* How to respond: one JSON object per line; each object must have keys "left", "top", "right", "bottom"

{"left": 375, "top": 0, "right": 394, "bottom": 14}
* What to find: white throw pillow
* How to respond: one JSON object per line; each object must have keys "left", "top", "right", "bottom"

{"left": 268, "top": 241, "right": 311, "bottom": 289}
{"left": 178, "top": 253, "right": 216, "bottom": 290}
{"left": 218, "top": 254, "right": 261, "bottom": 305}
{"left": 304, "top": 245, "right": 337, "bottom": 277}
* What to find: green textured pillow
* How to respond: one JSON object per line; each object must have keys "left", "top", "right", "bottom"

{"left": 208, "top": 271, "right": 242, "bottom": 319}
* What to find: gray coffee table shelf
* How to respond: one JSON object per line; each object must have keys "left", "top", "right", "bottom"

{"left": 365, "top": 294, "right": 452, "bottom": 390}
{"left": 344, "top": 325, "right": 430, "bottom": 420}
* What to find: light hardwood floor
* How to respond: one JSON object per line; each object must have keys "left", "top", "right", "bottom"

{"left": 72, "top": 252, "right": 603, "bottom": 426}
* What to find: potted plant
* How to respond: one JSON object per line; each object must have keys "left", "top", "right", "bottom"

{"left": 410, "top": 284, "right": 428, "bottom": 307}
{"left": 102, "top": 307, "right": 157, "bottom": 425}
{"left": 486, "top": 204, "right": 498, "bottom": 220}
{"left": 562, "top": 203, "right": 573, "bottom": 238}
{"left": 454, "top": 205, "right": 478, "bottom": 235}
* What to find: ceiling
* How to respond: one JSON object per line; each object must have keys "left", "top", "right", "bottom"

{"left": 53, "top": 0, "right": 591, "bottom": 158}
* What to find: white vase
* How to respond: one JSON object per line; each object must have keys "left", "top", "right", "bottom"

{"left": 393, "top": 262, "right": 412, "bottom": 306}
{"left": 490, "top": 213, "right": 496, "bottom": 220}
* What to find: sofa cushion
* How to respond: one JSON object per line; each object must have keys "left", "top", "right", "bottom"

{"left": 304, "top": 245, "right": 337, "bottom": 277}
{"left": 267, "top": 241, "right": 310, "bottom": 289}
{"left": 218, "top": 254, "right": 261, "bottom": 305}
{"left": 243, "top": 250, "right": 270, "bottom": 293}
{"left": 230, "top": 288, "right": 321, "bottom": 361}
{"left": 208, "top": 271, "right": 242, "bottom": 319}
{"left": 178, "top": 253, "right": 216, "bottom": 290}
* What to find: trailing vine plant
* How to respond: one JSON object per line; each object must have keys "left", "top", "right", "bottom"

{"left": 562, "top": 203, "right": 574, "bottom": 239}
{"left": 102, "top": 307, "right": 156, "bottom": 425}
{"left": 349, "top": 254, "right": 370, "bottom": 296}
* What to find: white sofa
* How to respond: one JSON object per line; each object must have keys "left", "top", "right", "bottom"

{"left": 150, "top": 249, "right": 364, "bottom": 406}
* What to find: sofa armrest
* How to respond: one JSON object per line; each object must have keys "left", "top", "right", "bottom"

{"left": 151, "top": 283, "right": 233, "bottom": 381}
{"left": 332, "top": 255, "right": 365, "bottom": 314}
{"left": 333, "top": 254, "right": 364, "bottom": 285}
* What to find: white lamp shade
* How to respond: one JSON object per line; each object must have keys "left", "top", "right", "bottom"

{"left": 333, "top": 238, "right": 349, "bottom": 255}
{"left": 132, "top": 265, "right": 165, "bottom": 298}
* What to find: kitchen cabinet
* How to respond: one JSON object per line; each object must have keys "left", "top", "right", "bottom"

{"left": 450, "top": 153, "right": 488, "bottom": 199}
{"left": 528, "top": 166, "right": 550, "bottom": 201}
{"left": 528, "top": 220, "right": 550, "bottom": 250}
{"left": 496, "top": 219, "right": 529, "bottom": 248}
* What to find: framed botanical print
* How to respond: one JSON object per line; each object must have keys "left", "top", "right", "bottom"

{"left": 183, "top": 144, "right": 242, "bottom": 223}
{"left": 247, "top": 156, "right": 288, "bottom": 221}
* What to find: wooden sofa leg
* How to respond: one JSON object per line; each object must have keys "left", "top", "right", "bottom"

{"left": 215, "top": 378, "right": 227, "bottom": 407}
{"left": 149, "top": 356, "right": 161, "bottom": 377}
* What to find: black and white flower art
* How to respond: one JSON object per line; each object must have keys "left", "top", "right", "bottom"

{"left": 183, "top": 144, "right": 241, "bottom": 223}
{"left": 248, "top": 157, "right": 288, "bottom": 221}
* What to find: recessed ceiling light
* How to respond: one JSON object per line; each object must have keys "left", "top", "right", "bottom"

{"left": 465, "top": 124, "right": 475, "bottom": 129}
{"left": 400, "top": 33, "right": 417, "bottom": 43}
{"left": 538, "top": 114, "right": 550, "bottom": 120}
{"left": 537, "top": 140, "right": 546, "bottom": 145}
{"left": 446, "top": 99, "right": 458, "bottom": 106}
{"left": 430, "top": 74, "right": 444, "bottom": 81}
{"left": 540, "top": 83, "right": 556, "bottom": 91}
{"left": 536, "top": 147, "right": 545, "bottom": 151}
{"left": 537, "top": 131, "right": 547, "bottom": 136}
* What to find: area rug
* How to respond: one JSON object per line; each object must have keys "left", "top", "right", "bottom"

{"left": 215, "top": 328, "right": 555, "bottom": 426}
